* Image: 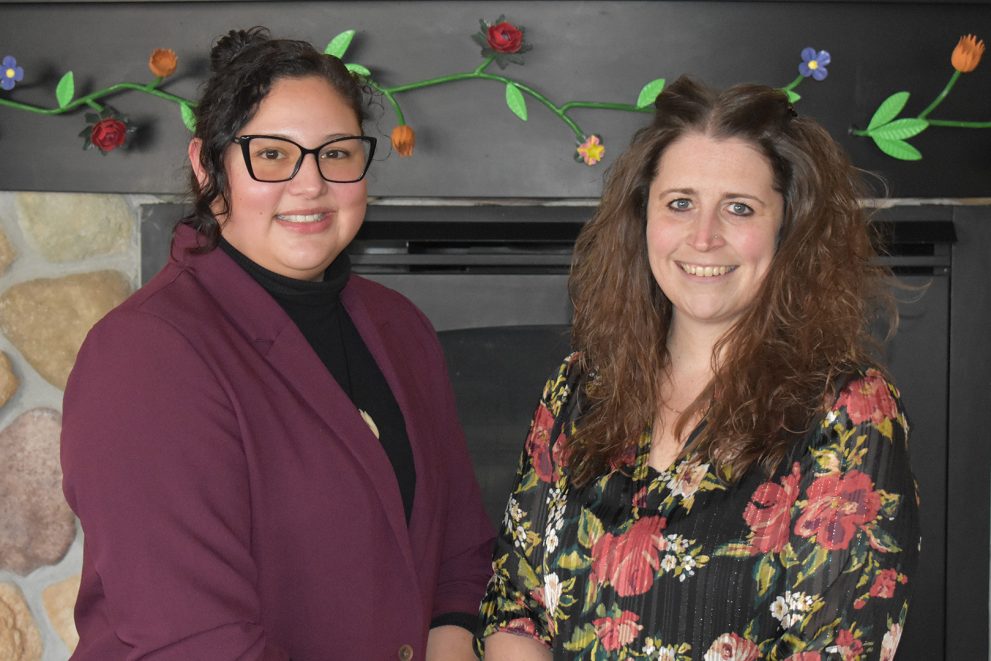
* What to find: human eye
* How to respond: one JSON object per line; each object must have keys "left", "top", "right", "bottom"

{"left": 319, "top": 147, "right": 350, "bottom": 161}
{"left": 249, "top": 139, "right": 292, "bottom": 161}
{"left": 256, "top": 148, "right": 287, "bottom": 161}
{"left": 727, "top": 201, "right": 754, "bottom": 216}
{"left": 667, "top": 198, "right": 692, "bottom": 212}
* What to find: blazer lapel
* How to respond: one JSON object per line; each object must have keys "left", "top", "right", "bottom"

{"left": 174, "top": 228, "right": 417, "bottom": 579}
{"left": 341, "top": 282, "right": 431, "bottom": 524}
{"left": 264, "top": 311, "right": 418, "bottom": 571}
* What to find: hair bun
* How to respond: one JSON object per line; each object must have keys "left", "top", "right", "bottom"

{"left": 210, "top": 26, "right": 270, "bottom": 73}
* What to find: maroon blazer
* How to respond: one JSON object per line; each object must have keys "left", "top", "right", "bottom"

{"left": 61, "top": 224, "right": 495, "bottom": 660}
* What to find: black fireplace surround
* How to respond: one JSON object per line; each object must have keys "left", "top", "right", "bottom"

{"left": 141, "top": 201, "right": 988, "bottom": 661}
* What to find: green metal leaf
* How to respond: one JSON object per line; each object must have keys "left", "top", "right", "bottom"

{"left": 345, "top": 63, "right": 371, "bottom": 77}
{"left": 872, "top": 137, "right": 922, "bottom": 161}
{"left": 869, "top": 118, "right": 928, "bottom": 141}
{"left": 55, "top": 72, "right": 75, "bottom": 109}
{"left": 179, "top": 103, "right": 196, "bottom": 132}
{"left": 867, "top": 91, "right": 910, "bottom": 131}
{"left": 505, "top": 82, "right": 528, "bottom": 121}
{"left": 635, "top": 78, "right": 666, "bottom": 108}
{"left": 324, "top": 30, "right": 356, "bottom": 59}
{"left": 786, "top": 90, "right": 801, "bottom": 104}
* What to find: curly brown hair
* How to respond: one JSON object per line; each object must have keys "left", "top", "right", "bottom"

{"left": 568, "top": 76, "right": 894, "bottom": 486}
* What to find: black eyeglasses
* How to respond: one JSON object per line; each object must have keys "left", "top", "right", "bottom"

{"left": 232, "top": 135, "right": 377, "bottom": 183}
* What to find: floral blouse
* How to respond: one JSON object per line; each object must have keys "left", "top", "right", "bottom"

{"left": 478, "top": 353, "right": 920, "bottom": 660}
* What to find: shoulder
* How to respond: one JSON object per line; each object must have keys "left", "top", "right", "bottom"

{"left": 827, "top": 367, "right": 908, "bottom": 441}
{"left": 541, "top": 351, "right": 584, "bottom": 411}
{"left": 70, "top": 261, "right": 245, "bottom": 399}
{"left": 87, "top": 267, "right": 218, "bottom": 347}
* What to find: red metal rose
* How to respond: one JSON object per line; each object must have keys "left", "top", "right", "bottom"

{"left": 794, "top": 470, "right": 881, "bottom": 550}
{"left": 471, "top": 16, "right": 532, "bottom": 69}
{"left": 80, "top": 107, "right": 135, "bottom": 155}
{"left": 487, "top": 21, "right": 524, "bottom": 53}
{"left": 91, "top": 118, "right": 128, "bottom": 152}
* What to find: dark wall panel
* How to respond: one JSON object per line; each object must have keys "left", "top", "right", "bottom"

{"left": 1, "top": 1, "right": 989, "bottom": 196}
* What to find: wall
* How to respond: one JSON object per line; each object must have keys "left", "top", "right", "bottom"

{"left": 1, "top": 1, "right": 990, "bottom": 197}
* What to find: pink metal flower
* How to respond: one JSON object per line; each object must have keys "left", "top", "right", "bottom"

{"left": 577, "top": 134, "right": 605, "bottom": 165}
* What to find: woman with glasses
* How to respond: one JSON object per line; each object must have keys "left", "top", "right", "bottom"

{"left": 61, "top": 27, "right": 493, "bottom": 660}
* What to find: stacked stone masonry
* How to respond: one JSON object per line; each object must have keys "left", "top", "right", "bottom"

{"left": 0, "top": 191, "right": 137, "bottom": 660}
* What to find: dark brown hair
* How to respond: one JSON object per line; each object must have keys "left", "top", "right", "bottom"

{"left": 181, "top": 27, "right": 368, "bottom": 249}
{"left": 568, "top": 76, "right": 893, "bottom": 485}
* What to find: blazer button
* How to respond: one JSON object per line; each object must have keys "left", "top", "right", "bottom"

{"left": 397, "top": 643, "right": 414, "bottom": 660}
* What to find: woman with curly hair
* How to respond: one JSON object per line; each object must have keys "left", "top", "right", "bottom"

{"left": 62, "top": 28, "right": 492, "bottom": 660}
{"left": 479, "top": 77, "right": 920, "bottom": 660}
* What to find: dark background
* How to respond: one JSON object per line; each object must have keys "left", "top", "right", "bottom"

{"left": 0, "top": 1, "right": 989, "bottom": 197}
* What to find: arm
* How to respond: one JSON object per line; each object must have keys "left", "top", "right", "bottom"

{"left": 768, "top": 370, "right": 920, "bottom": 659}
{"left": 426, "top": 625, "right": 477, "bottom": 661}
{"left": 415, "top": 307, "right": 497, "bottom": 625}
{"left": 477, "top": 355, "right": 580, "bottom": 658}
{"left": 61, "top": 311, "right": 288, "bottom": 660}
{"left": 484, "top": 632, "right": 554, "bottom": 660}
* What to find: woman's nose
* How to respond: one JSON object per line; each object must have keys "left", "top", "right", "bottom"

{"left": 688, "top": 210, "right": 724, "bottom": 251}
{"left": 287, "top": 153, "right": 328, "bottom": 196}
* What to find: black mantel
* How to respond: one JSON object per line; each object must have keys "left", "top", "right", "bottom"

{"left": 1, "top": 1, "right": 990, "bottom": 197}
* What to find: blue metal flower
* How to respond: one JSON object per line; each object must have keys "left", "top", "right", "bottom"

{"left": 1, "top": 56, "right": 24, "bottom": 91}
{"left": 799, "top": 48, "right": 831, "bottom": 81}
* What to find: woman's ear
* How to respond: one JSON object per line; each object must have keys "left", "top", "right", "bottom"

{"left": 188, "top": 138, "right": 208, "bottom": 190}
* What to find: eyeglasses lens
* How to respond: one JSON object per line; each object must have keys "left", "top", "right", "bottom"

{"left": 245, "top": 137, "right": 371, "bottom": 182}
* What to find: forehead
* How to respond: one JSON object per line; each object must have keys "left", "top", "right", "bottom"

{"left": 652, "top": 132, "right": 775, "bottom": 191}
{"left": 241, "top": 75, "right": 360, "bottom": 136}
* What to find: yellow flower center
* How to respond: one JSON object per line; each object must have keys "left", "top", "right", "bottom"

{"left": 808, "top": 61, "right": 819, "bottom": 70}
{"left": 4, "top": 69, "right": 14, "bottom": 79}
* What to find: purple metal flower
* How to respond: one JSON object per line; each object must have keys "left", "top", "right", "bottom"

{"left": 799, "top": 48, "right": 831, "bottom": 81}
{"left": 1, "top": 56, "right": 24, "bottom": 91}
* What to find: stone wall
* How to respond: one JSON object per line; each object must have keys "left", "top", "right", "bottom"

{"left": 0, "top": 191, "right": 144, "bottom": 661}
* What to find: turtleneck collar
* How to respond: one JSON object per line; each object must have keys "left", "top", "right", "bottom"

{"left": 218, "top": 236, "right": 351, "bottom": 308}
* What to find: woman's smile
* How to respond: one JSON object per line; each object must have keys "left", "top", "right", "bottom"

{"left": 677, "top": 262, "right": 737, "bottom": 278}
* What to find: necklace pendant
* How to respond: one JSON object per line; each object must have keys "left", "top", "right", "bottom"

{"left": 359, "top": 408, "right": 380, "bottom": 439}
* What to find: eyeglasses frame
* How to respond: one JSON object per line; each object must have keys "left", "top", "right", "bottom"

{"left": 231, "top": 134, "right": 377, "bottom": 183}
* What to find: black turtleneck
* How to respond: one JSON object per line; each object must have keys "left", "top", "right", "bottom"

{"left": 219, "top": 238, "right": 416, "bottom": 524}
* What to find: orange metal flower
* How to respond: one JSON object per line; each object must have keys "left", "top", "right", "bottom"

{"left": 391, "top": 124, "right": 415, "bottom": 157}
{"left": 148, "top": 48, "right": 178, "bottom": 78}
{"left": 951, "top": 34, "right": 984, "bottom": 73}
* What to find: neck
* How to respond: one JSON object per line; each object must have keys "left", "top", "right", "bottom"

{"left": 665, "top": 317, "right": 726, "bottom": 380}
